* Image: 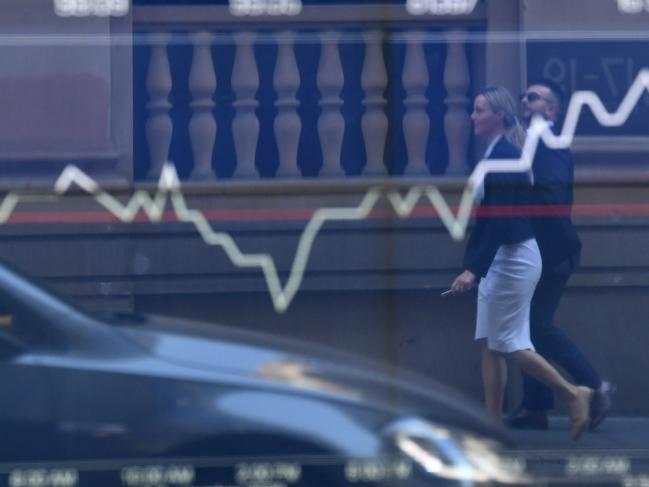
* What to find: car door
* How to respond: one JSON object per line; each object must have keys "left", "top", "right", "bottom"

{"left": 0, "top": 308, "right": 58, "bottom": 463}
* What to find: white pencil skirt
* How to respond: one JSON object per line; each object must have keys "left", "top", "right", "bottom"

{"left": 475, "top": 238, "right": 542, "bottom": 353}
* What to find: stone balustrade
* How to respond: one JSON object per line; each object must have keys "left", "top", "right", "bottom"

{"left": 133, "top": 3, "right": 484, "bottom": 180}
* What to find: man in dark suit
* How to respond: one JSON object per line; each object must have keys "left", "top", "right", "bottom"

{"left": 506, "top": 81, "right": 615, "bottom": 431}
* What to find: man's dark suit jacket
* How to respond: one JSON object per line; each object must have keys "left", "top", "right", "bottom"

{"left": 531, "top": 135, "right": 582, "bottom": 273}
{"left": 463, "top": 137, "right": 535, "bottom": 278}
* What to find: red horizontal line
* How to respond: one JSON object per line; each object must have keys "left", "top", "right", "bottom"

{"left": 2, "top": 204, "right": 649, "bottom": 225}
{"left": 476, "top": 204, "right": 649, "bottom": 217}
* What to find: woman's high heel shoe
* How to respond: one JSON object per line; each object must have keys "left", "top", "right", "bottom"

{"left": 568, "top": 386, "right": 593, "bottom": 440}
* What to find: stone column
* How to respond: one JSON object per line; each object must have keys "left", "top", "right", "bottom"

{"left": 444, "top": 30, "right": 471, "bottom": 175}
{"left": 317, "top": 31, "right": 345, "bottom": 177}
{"left": 145, "top": 33, "right": 173, "bottom": 180}
{"left": 231, "top": 32, "right": 260, "bottom": 178}
{"left": 361, "top": 30, "right": 388, "bottom": 176}
{"left": 273, "top": 31, "right": 301, "bottom": 178}
{"left": 402, "top": 31, "right": 430, "bottom": 176}
{"left": 189, "top": 31, "right": 217, "bottom": 180}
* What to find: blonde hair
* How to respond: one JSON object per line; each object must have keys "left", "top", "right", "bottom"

{"left": 479, "top": 85, "right": 526, "bottom": 149}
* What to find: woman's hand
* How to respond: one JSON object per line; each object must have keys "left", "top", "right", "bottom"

{"left": 450, "top": 270, "right": 476, "bottom": 295}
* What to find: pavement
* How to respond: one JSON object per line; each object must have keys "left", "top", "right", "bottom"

{"left": 503, "top": 416, "right": 649, "bottom": 486}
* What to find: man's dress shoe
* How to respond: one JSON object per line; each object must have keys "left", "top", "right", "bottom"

{"left": 590, "top": 380, "right": 615, "bottom": 431}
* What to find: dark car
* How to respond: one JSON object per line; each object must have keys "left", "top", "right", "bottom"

{"left": 0, "top": 261, "right": 527, "bottom": 486}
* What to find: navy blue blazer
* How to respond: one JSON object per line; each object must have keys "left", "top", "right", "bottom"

{"left": 531, "top": 136, "right": 582, "bottom": 273}
{"left": 463, "top": 137, "right": 535, "bottom": 278}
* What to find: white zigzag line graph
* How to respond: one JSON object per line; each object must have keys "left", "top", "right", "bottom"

{"left": 2, "top": 69, "right": 649, "bottom": 312}
{"left": 46, "top": 166, "right": 476, "bottom": 313}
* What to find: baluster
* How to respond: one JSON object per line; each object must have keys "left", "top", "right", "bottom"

{"left": 273, "top": 31, "right": 301, "bottom": 178}
{"left": 232, "top": 32, "right": 260, "bottom": 178}
{"left": 444, "top": 29, "right": 471, "bottom": 175}
{"left": 317, "top": 31, "right": 345, "bottom": 177}
{"left": 361, "top": 30, "right": 388, "bottom": 176}
{"left": 145, "top": 33, "right": 173, "bottom": 180}
{"left": 189, "top": 31, "right": 217, "bottom": 180}
{"left": 402, "top": 31, "right": 430, "bottom": 176}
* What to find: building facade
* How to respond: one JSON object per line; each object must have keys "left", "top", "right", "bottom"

{"left": 1, "top": 0, "right": 648, "bottom": 412}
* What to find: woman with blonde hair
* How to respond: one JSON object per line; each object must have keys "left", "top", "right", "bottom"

{"left": 450, "top": 85, "right": 592, "bottom": 439}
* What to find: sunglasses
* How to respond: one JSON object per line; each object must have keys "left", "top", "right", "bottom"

{"left": 519, "top": 91, "right": 546, "bottom": 103}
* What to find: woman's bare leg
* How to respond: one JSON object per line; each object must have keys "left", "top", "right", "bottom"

{"left": 480, "top": 339, "right": 508, "bottom": 418}
{"left": 510, "top": 349, "right": 592, "bottom": 439}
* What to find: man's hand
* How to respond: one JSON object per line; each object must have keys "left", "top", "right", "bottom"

{"left": 450, "top": 270, "right": 476, "bottom": 295}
